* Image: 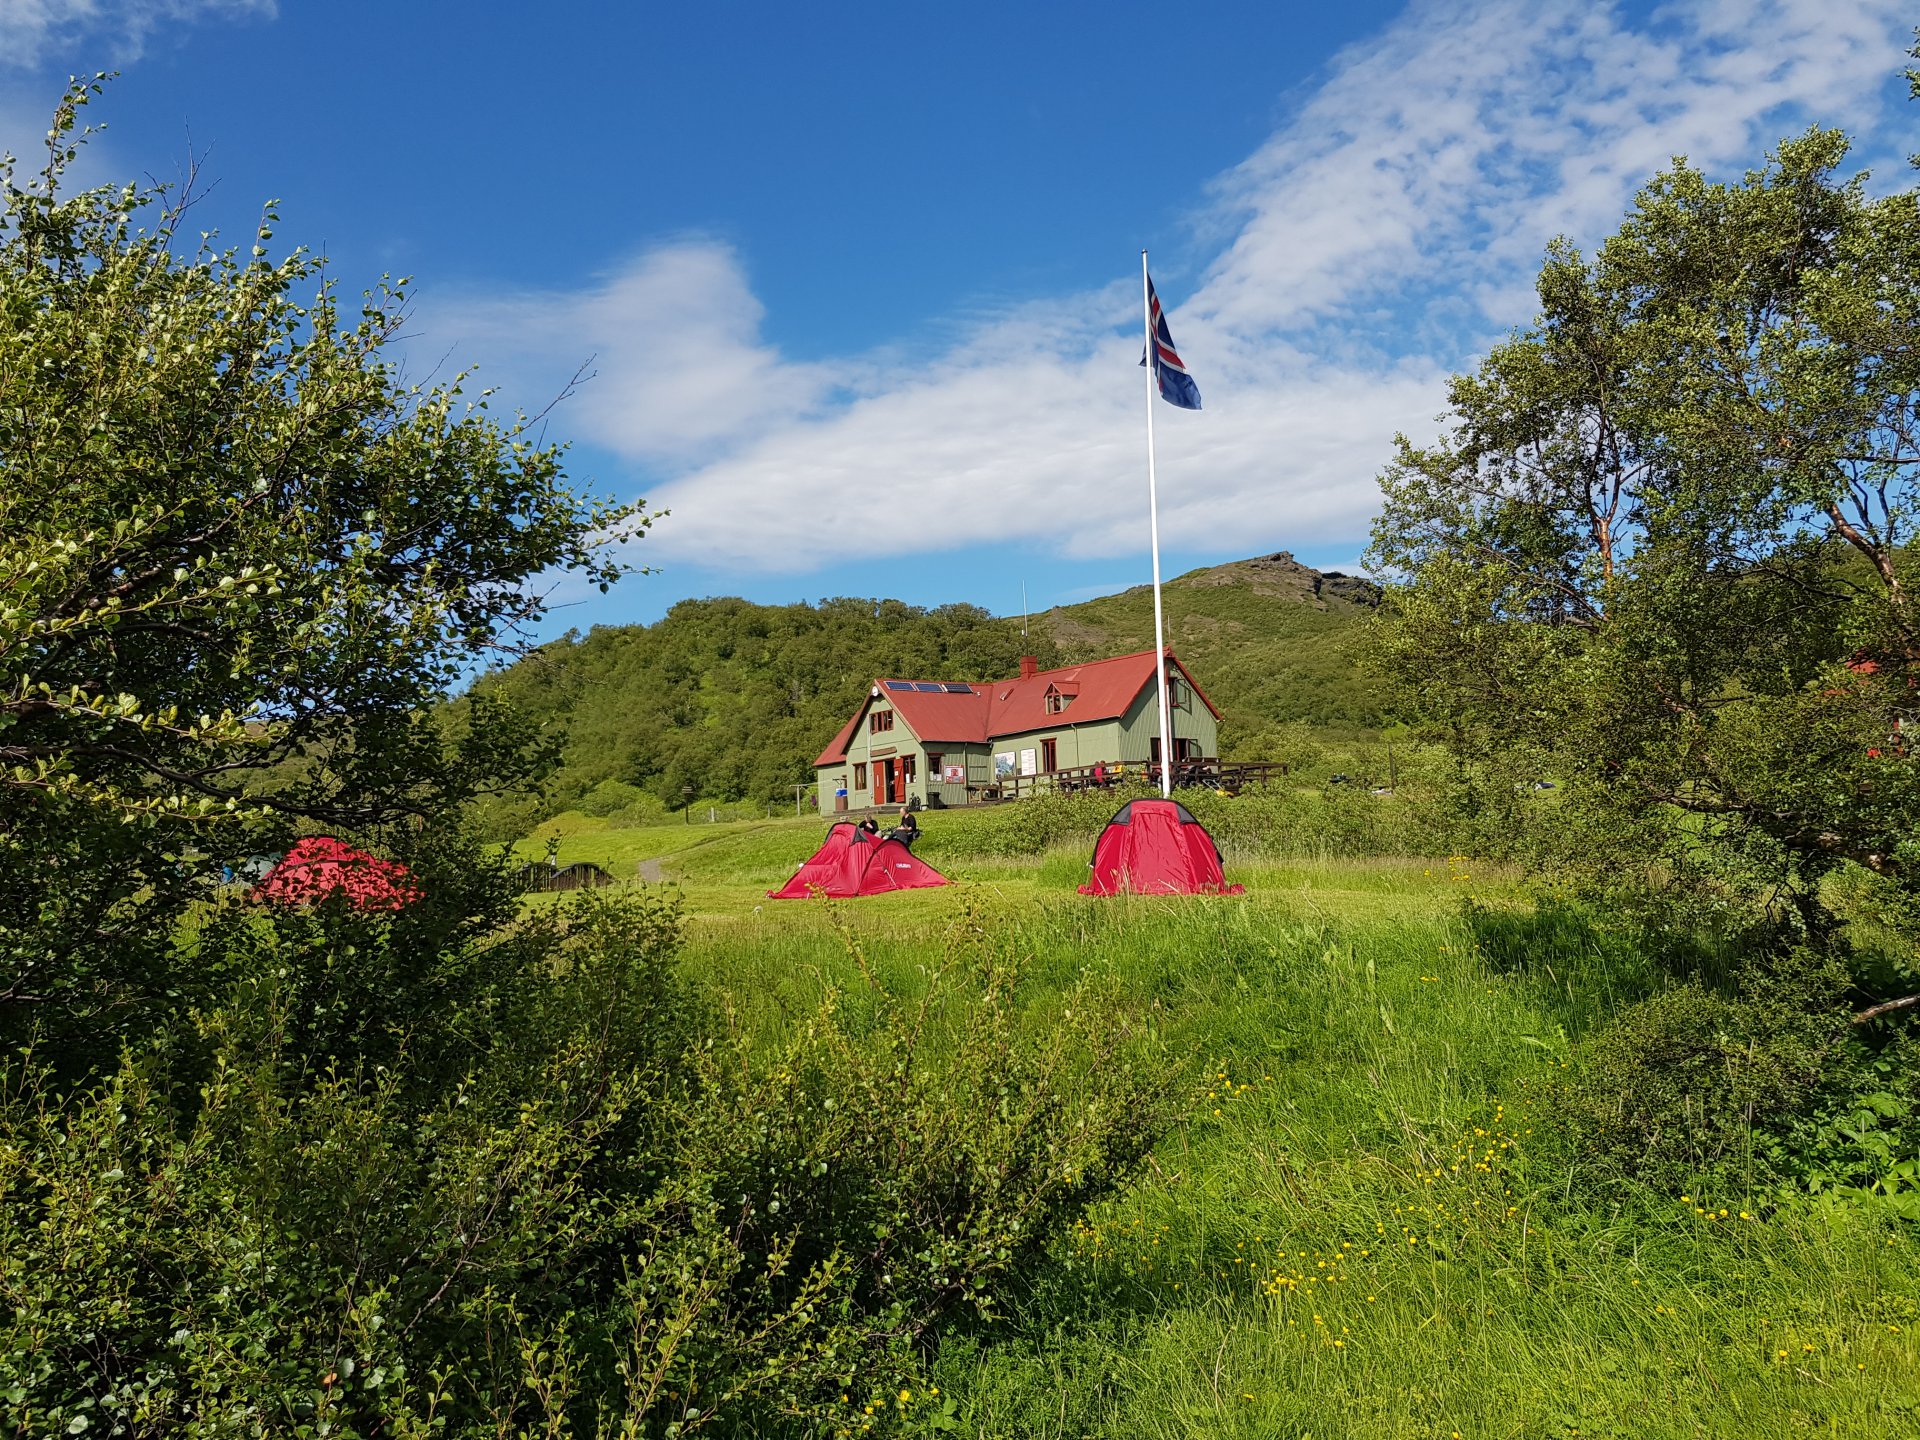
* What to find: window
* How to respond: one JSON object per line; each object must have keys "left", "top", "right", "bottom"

{"left": 1045, "top": 686, "right": 1075, "bottom": 715}
{"left": 1176, "top": 737, "right": 1202, "bottom": 762}
{"left": 902, "top": 754, "right": 917, "bottom": 781}
{"left": 853, "top": 762, "right": 867, "bottom": 788}
{"left": 869, "top": 709, "right": 895, "bottom": 734}
{"left": 1041, "top": 738, "right": 1058, "bottom": 772}
{"left": 926, "top": 751, "right": 943, "bottom": 777}
{"left": 1166, "top": 673, "right": 1191, "bottom": 711}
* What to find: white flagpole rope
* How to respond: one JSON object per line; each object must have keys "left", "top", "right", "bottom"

{"left": 1142, "top": 250, "right": 1173, "bottom": 800}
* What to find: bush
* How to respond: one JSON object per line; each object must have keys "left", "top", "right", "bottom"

{"left": 917, "top": 775, "right": 1464, "bottom": 869}
{"left": 1786, "top": 1025, "right": 1920, "bottom": 1213}
{"left": 1560, "top": 950, "right": 1849, "bottom": 1192}
{"left": 918, "top": 786, "right": 1152, "bottom": 861}
{"left": 0, "top": 891, "right": 1171, "bottom": 1435}
{"left": 577, "top": 779, "right": 660, "bottom": 818}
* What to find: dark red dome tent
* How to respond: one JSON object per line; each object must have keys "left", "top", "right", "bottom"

{"left": 1078, "top": 799, "right": 1244, "bottom": 896}
{"left": 767, "top": 822, "right": 949, "bottom": 899}
{"left": 251, "top": 836, "right": 421, "bottom": 911}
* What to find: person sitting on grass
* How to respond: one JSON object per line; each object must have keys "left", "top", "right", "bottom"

{"left": 858, "top": 816, "right": 881, "bottom": 838}
{"left": 889, "top": 810, "right": 920, "bottom": 848}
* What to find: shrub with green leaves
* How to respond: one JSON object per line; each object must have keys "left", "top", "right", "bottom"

{"left": 0, "top": 889, "right": 1170, "bottom": 1435}
{"left": 915, "top": 776, "right": 1460, "bottom": 868}
{"left": 1559, "top": 952, "right": 1846, "bottom": 1190}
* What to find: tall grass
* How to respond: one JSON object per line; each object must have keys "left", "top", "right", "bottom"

{"left": 672, "top": 885, "right": 1920, "bottom": 1437}
{"left": 507, "top": 792, "right": 1920, "bottom": 1435}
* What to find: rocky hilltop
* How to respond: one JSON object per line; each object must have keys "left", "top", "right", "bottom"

{"left": 1168, "top": 550, "right": 1380, "bottom": 610}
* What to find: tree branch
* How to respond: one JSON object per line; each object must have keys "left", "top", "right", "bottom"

{"left": 1852, "top": 993, "right": 1920, "bottom": 1026}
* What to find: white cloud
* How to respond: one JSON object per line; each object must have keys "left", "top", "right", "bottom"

{"left": 435, "top": 0, "right": 1915, "bottom": 577}
{"left": 423, "top": 242, "right": 842, "bottom": 464}
{"left": 1194, "top": 0, "right": 1904, "bottom": 346}
{"left": 0, "top": 0, "right": 274, "bottom": 70}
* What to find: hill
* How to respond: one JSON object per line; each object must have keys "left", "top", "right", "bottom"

{"left": 1033, "top": 550, "right": 1383, "bottom": 746}
{"left": 463, "top": 554, "right": 1382, "bottom": 826}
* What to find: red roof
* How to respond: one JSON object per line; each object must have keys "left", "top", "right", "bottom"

{"left": 815, "top": 650, "right": 1216, "bottom": 765}
{"left": 812, "top": 708, "right": 867, "bottom": 768}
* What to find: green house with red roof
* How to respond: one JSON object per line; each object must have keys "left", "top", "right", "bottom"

{"left": 813, "top": 649, "right": 1221, "bottom": 812}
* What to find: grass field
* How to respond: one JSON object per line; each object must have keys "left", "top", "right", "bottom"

{"left": 515, "top": 805, "right": 1920, "bottom": 1437}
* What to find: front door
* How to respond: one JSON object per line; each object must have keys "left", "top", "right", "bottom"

{"left": 892, "top": 757, "right": 907, "bottom": 805}
{"left": 873, "top": 760, "right": 887, "bottom": 806}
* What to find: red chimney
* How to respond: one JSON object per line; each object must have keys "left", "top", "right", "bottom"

{"left": 1018, "top": 655, "right": 1038, "bottom": 680}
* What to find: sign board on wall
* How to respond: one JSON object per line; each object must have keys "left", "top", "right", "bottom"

{"left": 1019, "top": 748, "right": 1038, "bottom": 776}
{"left": 994, "top": 752, "right": 1016, "bottom": 779}
{"left": 941, "top": 763, "right": 966, "bottom": 784}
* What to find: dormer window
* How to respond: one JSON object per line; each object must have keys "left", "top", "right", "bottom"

{"left": 1044, "top": 683, "right": 1078, "bottom": 716}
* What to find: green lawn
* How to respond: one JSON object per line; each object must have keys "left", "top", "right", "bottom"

{"left": 511, "top": 807, "right": 1920, "bottom": 1437}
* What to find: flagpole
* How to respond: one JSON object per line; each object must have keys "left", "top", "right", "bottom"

{"left": 1142, "top": 250, "right": 1174, "bottom": 800}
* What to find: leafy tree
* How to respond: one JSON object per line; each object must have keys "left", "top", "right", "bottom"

{"left": 0, "top": 82, "right": 646, "bottom": 1061}
{"left": 1369, "top": 129, "right": 1920, "bottom": 1018}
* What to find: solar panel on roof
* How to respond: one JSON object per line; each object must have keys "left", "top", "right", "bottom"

{"left": 883, "top": 680, "right": 910, "bottom": 691}
{"left": 943, "top": 683, "right": 973, "bottom": 694}
{"left": 913, "top": 682, "right": 945, "bottom": 692}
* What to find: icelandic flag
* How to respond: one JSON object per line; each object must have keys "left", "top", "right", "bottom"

{"left": 1141, "top": 274, "right": 1202, "bottom": 410}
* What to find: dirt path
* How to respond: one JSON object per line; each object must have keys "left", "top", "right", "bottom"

{"left": 633, "top": 818, "right": 795, "bottom": 886}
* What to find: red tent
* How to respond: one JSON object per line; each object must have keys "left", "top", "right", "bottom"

{"left": 252, "top": 836, "right": 421, "bottom": 911}
{"left": 1078, "top": 799, "right": 1244, "bottom": 896}
{"left": 767, "top": 822, "right": 949, "bottom": 899}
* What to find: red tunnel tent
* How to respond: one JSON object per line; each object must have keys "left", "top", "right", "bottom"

{"left": 767, "top": 822, "right": 949, "bottom": 899}
{"left": 1078, "top": 799, "right": 1244, "bottom": 896}
{"left": 767, "top": 822, "right": 864, "bottom": 898}
{"left": 252, "top": 836, "right": 421, "bottom": 910}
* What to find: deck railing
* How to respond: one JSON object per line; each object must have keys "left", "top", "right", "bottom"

{"left": 972, "top": 758, "right": 1283, "bottom": 802}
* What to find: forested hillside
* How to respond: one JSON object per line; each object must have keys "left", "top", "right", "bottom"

{"left": 463, "top": 597, "right": 1064, "bottom": 817}
{"left": 465, "top": 552, "right": 1383, "bottom": 820}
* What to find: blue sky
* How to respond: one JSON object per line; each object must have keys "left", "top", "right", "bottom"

{"left": 3, "top": 0, "right": 1916, "bottom": 635}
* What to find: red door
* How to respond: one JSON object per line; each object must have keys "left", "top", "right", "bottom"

{"left": 892, "top": 758, "right": 906, "bottom": 804}
{"left": 873, "top": 761, "right": 886, "bottom": 806}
